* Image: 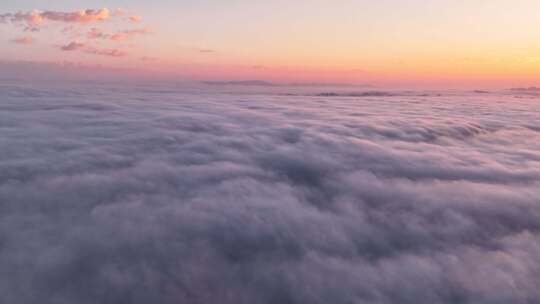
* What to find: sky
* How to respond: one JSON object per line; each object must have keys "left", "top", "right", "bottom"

{"left": 1, "top": 0, "right": 540, "bottom": 88}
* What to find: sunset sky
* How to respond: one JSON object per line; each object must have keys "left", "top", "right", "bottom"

{"left": 3, "top": 2, "right": 540, "bottom": 303}
{"left": 1, "top": 0, "right": 540, "bottom": 87}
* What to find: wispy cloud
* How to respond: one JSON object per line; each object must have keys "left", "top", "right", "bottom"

{"left": 110, "top": 28, "right": 150, "bottom": 41}
{"left": 197, "top": 48, "right": 215, "bottom": 53}
{"left": 59, "top": 41, "right": 126, "bottom": 57}
{"left": 86, "top": 27, "right": 151, "bottom": 41}
{"left": 114, "top": 8, "right": 125, "bottom": 17}
{"left": 87, "top": 28, "right": 107, "bottom": 39}
{"left": 140, "top": 56, "right": 158, "bottom": 61}
{"left": 11, "top": 36, "right": 34, "bottom": 45}
{"left": 60, "top": 41, "right": 85, "bottom": 51}
{"left": 86, "top": 48, "right": 126, "bottom": 57}
{"left": 0, "top": 8, "right": 110, "bottom": 28}
{"left": 129, "top": 15, "right": 142, "bottom": 23}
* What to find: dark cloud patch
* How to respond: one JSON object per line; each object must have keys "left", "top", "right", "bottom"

{"left": 139, "top": 56, "right": 158, "bottom": 62}
{"left": 110, "top": 28, "right": 150, "bottom": 41}
{"left": 60, "top": 41, "right": 86, "bottom": 51}
{"left": 203, "top": 80, "right": 278, "bottom": 86}
{"left": 1, "top": 83, "right": 540, "bottom": 303}
{"left": 510, "top": 86, "right": 540, "bottom": 92}
{"left": 85, "top": 48, "right": 126, "bottom": 57}
{"left": 197, "top": 48, "right": 215, "bottom": 53}
{"left": 59, "top": 42, "right": 126, "bottom": 57}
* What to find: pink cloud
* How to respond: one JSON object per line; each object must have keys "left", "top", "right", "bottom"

{"left": 61, "top": 26, "right": 74, "bottom": 33}
{"left": 197, "top": 48, "right": 215, "bottom": 53}
{"left": 114, "top": 8, "right": 125, "bottom": 17}
{"left": 0, "top": 8, "right": 110, "bottom": 28}
{"left": 87, "top": 28, "right": 108, "bottom": 39}
{"left": 86, "top": 48, "right": 126, "bottom": 57}
{"left": 59, "top": 41, "right": 126, "bottom": 57}
{"left": 129, "top": 15, "right": 142, "bottom": 23}
{"left": 41, "top": 8, "right": 110, "bottom": 24}
{"left": 2, "top": 8, "right": 146, "bottom": 60}
{"left": 11, "top": 36, "right": 35, "bottom": 45}
{"left": 24, "top": 26, "right": 41, "bottom": 32}
{"left": 140, "top": 56, "right": 158, "bottom": 61}
{"left": 86, "top": 27, "right": 150, "bottom": 41}
{"left": 110, "top": 28, "right": 150, "bottom": 41}
{"left": 60, "top": 42, "right": 86, "bottom": 51}
{"left": 0, "top": 10, "right": 44, "bottom": 28}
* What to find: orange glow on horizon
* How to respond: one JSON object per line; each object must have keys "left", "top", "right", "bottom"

{"left": 2, "top": 1, "right": 540, "bottom": 88}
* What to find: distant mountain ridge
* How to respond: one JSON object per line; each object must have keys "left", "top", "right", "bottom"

{"left": 509, "top": 86, "right": 540, "bottom": 91}
{"left": 202, "top": 80, "right": 371, "bottom": 88}
{"left": 202, "top": 80, "right": 278, "bottom": 86}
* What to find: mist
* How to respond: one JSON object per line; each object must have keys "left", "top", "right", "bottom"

{"left": 1, "top": 81, "right": 539, "bottom": 303}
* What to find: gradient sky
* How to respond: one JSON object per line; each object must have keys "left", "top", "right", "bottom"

{"left": 1, "top": 0, "right": 540, "bottom": 87}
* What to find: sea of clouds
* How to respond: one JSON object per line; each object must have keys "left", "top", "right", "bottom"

{"left": 1, "top": 81, "right": 539, "bottom": 303}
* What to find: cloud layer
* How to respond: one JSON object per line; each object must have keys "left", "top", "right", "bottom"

{"left": 0, "top": 83, "right": 539, "bottom": 303}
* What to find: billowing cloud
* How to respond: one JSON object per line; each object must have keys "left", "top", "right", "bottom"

{"left": 10, "top": 36, "right": 34, "bottom": 45}
{"left": 0, "top": 82, "right": 539, "bottom": 303}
